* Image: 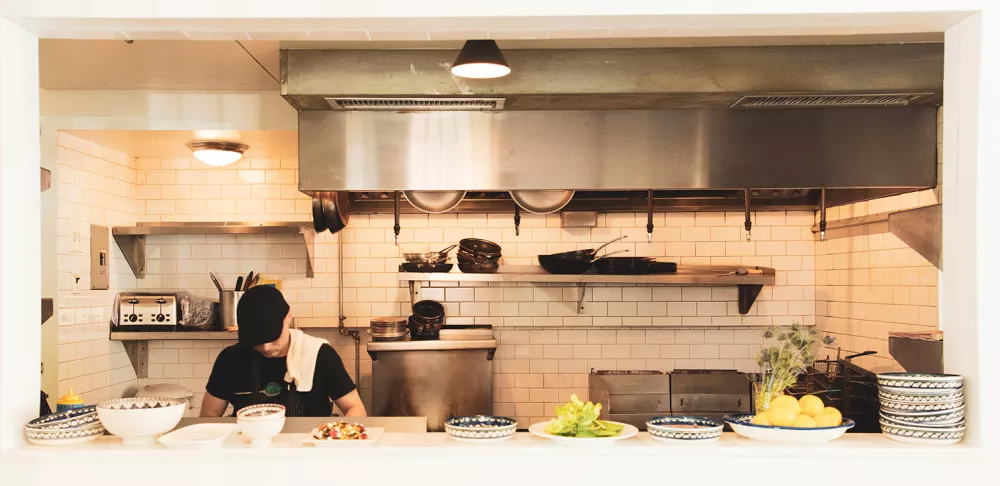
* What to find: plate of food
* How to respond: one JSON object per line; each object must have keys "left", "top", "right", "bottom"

{"left": 528, "top": 395, "right": 638, "bottom": 446}
{"left": 303, "top": 422, "right": 384, "bottom": 447}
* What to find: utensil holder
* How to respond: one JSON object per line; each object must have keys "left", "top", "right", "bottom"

{"left": 218, "top": 290, "right": 244, "bottom": 331}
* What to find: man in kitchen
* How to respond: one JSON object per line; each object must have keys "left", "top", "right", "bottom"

{"left": 200, "top": 285, "right": 367, "bottom": 417}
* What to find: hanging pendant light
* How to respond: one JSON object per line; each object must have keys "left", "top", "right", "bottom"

{"left": 186, "top": 140, "right": 248, "bottom": 167}
{"left": 451, "top": 40, "right": 511, "bottom": 79}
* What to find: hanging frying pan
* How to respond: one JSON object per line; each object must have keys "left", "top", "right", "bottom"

{"left": 312, "top": 191, "right": 351, "bottom": 234}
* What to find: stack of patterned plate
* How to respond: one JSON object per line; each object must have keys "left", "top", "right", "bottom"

{"left": 369, "top": 317, "right": 408, "bottom": 341}
{"left": 24, "top": 405, "right": 105, "bottom": 446}
{"left": 877, "top": 372, "right": 965, "bottom": 445}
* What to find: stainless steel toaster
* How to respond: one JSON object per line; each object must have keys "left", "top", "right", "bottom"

{"left": 112, "top": 292, "right": 181, "bottom": 331}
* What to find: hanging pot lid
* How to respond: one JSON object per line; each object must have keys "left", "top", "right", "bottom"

{"left": 403, "top": 190, "right": 466, "bottom": 214}
{"left": 510, "top": 190, "right": 575, "bottom": 214}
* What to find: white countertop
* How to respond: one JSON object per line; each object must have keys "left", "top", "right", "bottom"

{"left": 4, "top": 432, "right": 987, "bottom": 485}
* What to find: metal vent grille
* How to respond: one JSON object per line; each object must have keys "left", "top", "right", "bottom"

{"left": 731, "top": 93, "right": 929, "bottom": 109}
{"left": 325, "top": 97, "right": 505, "bottom": 111}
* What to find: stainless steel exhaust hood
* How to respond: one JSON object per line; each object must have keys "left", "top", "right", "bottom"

{"left": 283, "top": 44, "right": 941, "bottom": 196}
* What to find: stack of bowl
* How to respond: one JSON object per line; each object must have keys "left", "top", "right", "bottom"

{"left": 457, "top": 238, "right": 501, "bottom": 273}
{"left": 24, "top": 405, "right": 106, "bottom": 446}
{"left": 369, "top": 317, "right": 408, "bottom": 341}
{"left": 410, "top": 300, "right": 444, "bottom": 340}
{"left": 236, "top": 404, "right": 286, "bottom": 447}
{"left": 877, "top": 372, "right": 965, "bottom": 445}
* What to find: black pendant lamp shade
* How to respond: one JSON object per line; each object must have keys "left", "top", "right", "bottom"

{"left": 451, "top": 40, "right": 511, "bottom": 79}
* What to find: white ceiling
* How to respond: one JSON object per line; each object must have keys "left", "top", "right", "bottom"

{"left": 63, "top": 130, "right": 298, "bottom": 159}
{"left": 40, "top": 33, "right": 941, "bottom": 91}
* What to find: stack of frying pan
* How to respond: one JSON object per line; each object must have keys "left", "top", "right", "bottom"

{"left": 457, "top": 238, "right": 501, "bottom": 274}
{"left": 537, "top": 236, "right": 678, "bottom": 275}
{"left": 400, "top": 245, "right": 456, "bottom": 273}
{"left": 410, "top": 300, "right": 445, "bottom": 340}
{"left": 312, "top": 191, "right": 351, "bottom": 234}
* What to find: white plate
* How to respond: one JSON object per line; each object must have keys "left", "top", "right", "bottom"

{"left": 27, "top": 434, "right": 102, "bottom": 447}
{"left": 723, "top": 414, "right": 854, "bottom": 443}
{"left": 158, "top": 424, "right": 238, "bottom": 450}
{"left": 303, "top": 427, "right": 384, "bottom": 446}
{"left": 528, "top": 421, "right": 638, "bottom": 446}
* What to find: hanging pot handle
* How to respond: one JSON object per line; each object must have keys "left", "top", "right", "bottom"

{"left": 590, "top": 249, "right": 630, "bottom": 262}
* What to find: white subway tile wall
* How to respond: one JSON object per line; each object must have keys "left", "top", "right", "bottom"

{"left": 55, "top": 133, "right": 139, "bottom": 404}
{"left": 814, "top": 107, "right": 943, "bottom": 372}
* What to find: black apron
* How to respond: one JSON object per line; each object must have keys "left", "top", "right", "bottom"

{"left": 246, "top": 351, "right": 305, "bottom": 416}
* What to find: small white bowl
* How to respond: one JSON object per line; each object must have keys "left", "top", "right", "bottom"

{"left": 646, "top": 416, "right": 724, "bottom": 443}
{"left": 97, "top": 397, "right": 186, "bottom": 445}
{"left": 236, "top": 404, "right": 286, "bottom": 447}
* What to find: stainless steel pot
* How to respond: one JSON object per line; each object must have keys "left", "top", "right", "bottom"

{"left": 403, "top": 191, "right": 466, "bottom": 214}
{"left": 510, "top": 190, "right": 575, "bottom": 214}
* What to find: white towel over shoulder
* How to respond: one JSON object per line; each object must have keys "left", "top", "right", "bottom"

{"left": 284, "top": 328, "right": 329, "bottom": 392}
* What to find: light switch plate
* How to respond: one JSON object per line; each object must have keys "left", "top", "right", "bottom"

{"left": 90, "top": 224, "right": 110, "bottom": 290}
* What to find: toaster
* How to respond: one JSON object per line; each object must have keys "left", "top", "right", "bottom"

{"left": 112, "top": 292, "right": 182, "bottom": 332}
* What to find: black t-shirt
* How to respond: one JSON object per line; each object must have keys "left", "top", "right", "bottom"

{"left": 206, "top": 343, "right": 356, "bottom": 417}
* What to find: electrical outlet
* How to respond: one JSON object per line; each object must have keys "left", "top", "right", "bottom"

{"left": 70, "top": 232, "right": 82, "bottom": 253}
{"left": 71, "top": 273, "right": 81, "bottom": 294}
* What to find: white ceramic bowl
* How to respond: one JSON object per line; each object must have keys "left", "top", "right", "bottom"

{"left": 444, "top": 416, "right": 518, "bottom": 442}
{"left": 876, "top": 373, "right": 963, "bottom": 390}
{"left": 880, "top": 418, "right": 965, "bottom": 445}
{"left": 236, "top": 404, "right": 286, "bottom": 446}
{"left": 97, "top": 397, "right": 186, "bottom": 445}
{"left": 723, "top": 414, "right": 854, "bottom": 443}
{"left": 646, "top": 416, "right": 724, "bottom": 443}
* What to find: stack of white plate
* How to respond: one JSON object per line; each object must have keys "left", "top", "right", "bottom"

{"left": 877, "top": 372, "right": 965, "bottom": 445}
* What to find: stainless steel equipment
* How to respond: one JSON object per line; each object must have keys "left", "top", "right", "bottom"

{"left": 90, "top": 224, "right": 110, "bottom": 290}
{"left": 296, "top": 108, "right": 936, "bottom": 192}
{"left": 510, "top": 190, "right": 575, "bottom": 214}
{"left": 112, "top": 292, "right": 181, "bottom": 332}
{"left": 590, "top": 369, "right": 753, "bottom": 430}
{"left": 403, "top": 191, "right": 466, "bottom": 214}
{"left": 669, "top": 370, "right": 753, "bottom": 421}
{"left": 368, "top": 339, "right": 497, "bottom": 432}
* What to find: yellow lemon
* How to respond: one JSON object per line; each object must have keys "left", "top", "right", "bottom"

{"left": 753, "top": 413, "right": 771, "bottom": 426}
{"left": 792, "top": 414, "right": 817, "bottom": 428}
{"left": 769, "top": 395, "right": 802, "bottom": 415}
{"left": 798, "top": 395, "right": 825, "bottom": 417}
{"left": 767, "top": 407, "right": 796, "bottom": 427}
{"left": 815, "top": 408, "right": 843, "bottom": 427}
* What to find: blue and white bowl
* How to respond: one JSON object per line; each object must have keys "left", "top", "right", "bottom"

{"left": 723, "top": 414, "right": 854, "bottom": 443}
{"left": 25, "top": 422, "right": 105, "bottom": 446}
{"left": 878, "top": 388, "right": 964, "bottom": 404}
{"left": 646, "top": 416, "right": 723, "bottom": 443}
{"left": 444, "top": 416, "right": 517, "bottom": 443}
{"left": 876, "top": 373, "right": 963, "bottom": 390}
{"left": 879, "top": 398, "right": 964, "bottom": 413}
{"left": 879, "top": 418, "right": 965, "bottom": 445}
{"left": 879, "top": 405, "right": 965, "bottom": 427}
{"left": 25, "top": 406, "right": 99, "bottom": 431}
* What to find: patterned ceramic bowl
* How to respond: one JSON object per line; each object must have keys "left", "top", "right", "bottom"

{"left": 879, "top": 405, "right": 965, "bottom": 426}
{"left": 878, "top": 388, "right": 964, "bottom": 403}
{"left": 879, "top": 398, "right": 965, "bottom": 413}
{"left": 723, "top": 414, "right": 854, "bottom": 443}
{"left": 880, "top": 418, "right": 965, "bottom": 445}
{"left": 646, "top": 416, "right": 723, "bottom": 443}
{"left": 25, "top": 406, "right": 99, "bottom": 431}
{"left": 25, "top": 422, "right": 105, "bottom": 446}
{"left": 97, "top": 397, "right": 186, "bottom": 445}
{"left": 444, "top": 416, "right": 518, "bottom": 442}
{"left": 235, "top": 404, "right": 286, "bottom": 422}
{"left": 876, "top": 373, "right": 963, "bottom": 390}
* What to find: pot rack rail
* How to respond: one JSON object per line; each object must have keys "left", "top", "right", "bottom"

{"left": 112, "top": 222, "right": 317, "bottom": 279}
{"left": 399, "top": 265, "right": 775, "bottom": 315}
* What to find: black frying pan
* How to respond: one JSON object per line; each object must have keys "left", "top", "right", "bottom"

{"left": 538, "top": 249, "right": 629, "bottom": 274}
{"left": 312, "top": 191, "right": 351, "bottom": 234}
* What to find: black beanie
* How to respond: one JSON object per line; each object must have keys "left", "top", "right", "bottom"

{"left": 237, "top": 285, "right": 290, "bottom": 346}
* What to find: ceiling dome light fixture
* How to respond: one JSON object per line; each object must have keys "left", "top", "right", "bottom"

{"left": 451, "top": 40, "right": 511, "bottom": 79}
{"left": 186, "top": 140, "right": 249, "bottom": 167}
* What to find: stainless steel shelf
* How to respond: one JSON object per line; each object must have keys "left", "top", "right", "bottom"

{"left": 398, "top": 265, "right": 774, "bottom": 285}
{"left": 110, "top": 331, "right": 237, "bottom": 341}
{"left": 400, "top": 265, "right": 774, "bottom": 315}
{"left": 366, "top": 339, "right": 497, "bottom": 353}
{"left": 112, "top": 222, "right": 317, "bottom": 278}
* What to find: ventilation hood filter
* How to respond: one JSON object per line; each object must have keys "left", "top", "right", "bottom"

{"left": 325, "top": 97, "right": 505, "bottom": 111}
{"left": 732, "top": 93, "right": 930, "bottom": 109}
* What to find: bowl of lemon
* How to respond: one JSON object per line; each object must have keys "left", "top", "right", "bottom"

{"left": 723, "top": 394, "right": 854, "bottom": 443}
